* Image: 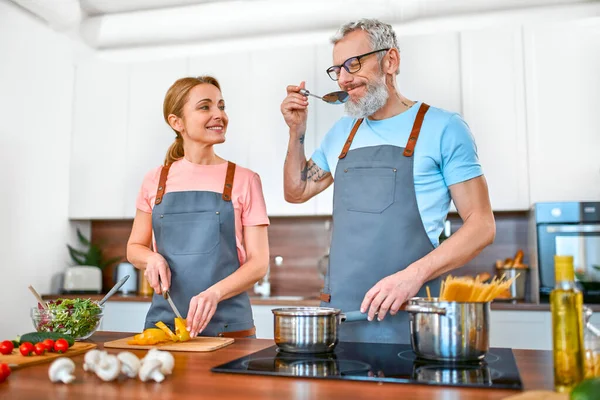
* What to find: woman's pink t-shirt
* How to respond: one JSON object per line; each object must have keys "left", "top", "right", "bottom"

{"left": 136, "top": 158, "right": 270, "bottom": 265}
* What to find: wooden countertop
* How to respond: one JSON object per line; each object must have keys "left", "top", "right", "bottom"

{"left": 0, "top": 331, "right": 554, "bottom": 400}
{"left": 41, "top": 293, "right": 600, "bottom": 311}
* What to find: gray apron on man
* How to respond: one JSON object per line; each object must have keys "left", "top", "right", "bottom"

{"left": 144, "top": 162, "right": 255, "bottom": 337}
{"left": 320, "top": 103, "right": 441, "bottom": 344}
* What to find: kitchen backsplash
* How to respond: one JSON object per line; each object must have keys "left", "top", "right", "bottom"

{"left": 92, "top": 211, "right": 528, "bottom": 298}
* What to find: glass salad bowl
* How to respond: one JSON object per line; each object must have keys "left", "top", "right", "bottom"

{"left": 30, "top": 298, "right": 104, "bottom": 340}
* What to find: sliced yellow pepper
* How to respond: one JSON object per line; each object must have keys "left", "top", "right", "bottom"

{"left": 155, "top": 321, "right": 179, "bottom": 341}
{"left": 128, "top": 328, "right": 168, "bottom": 345}
{"left": 175, "top": 317, "right": 191, "bottom": 342}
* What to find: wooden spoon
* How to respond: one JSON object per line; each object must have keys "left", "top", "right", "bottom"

{"left": 28, "top": 285, "right": 49, "bottom": 310}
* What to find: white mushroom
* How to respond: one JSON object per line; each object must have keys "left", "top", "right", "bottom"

{"left": 48, "top": 358, "right": 76, "bottom": 384}
{"left": 117, "top": 352, "right": 141, "bottom": 378}
{"left": 83, "top": 349, "right": 107, "bottom": 372}
{"left": 141, "top": 348, "right": 175, "bottom": 375}
{"left": 94, "top": 354, "right": 121, "bottom": 382}
{"left": 138, "top": 359, "right": 165, "bottom": 383}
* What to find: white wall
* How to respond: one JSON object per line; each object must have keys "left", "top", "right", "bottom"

{"left": 0, "top": 1, "right": 86, "bottom": 340}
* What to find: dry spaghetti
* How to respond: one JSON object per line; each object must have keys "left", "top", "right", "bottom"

{"left": 436, "top": 273, "right": 519, "bottom": 302}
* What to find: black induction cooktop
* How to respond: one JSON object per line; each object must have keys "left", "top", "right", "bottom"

{"left": 211, "top": 342, "right": 523, "bottom": 390}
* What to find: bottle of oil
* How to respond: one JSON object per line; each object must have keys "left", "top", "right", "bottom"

{"left": 551, "top": 255, "right": 584, "bottom": 392}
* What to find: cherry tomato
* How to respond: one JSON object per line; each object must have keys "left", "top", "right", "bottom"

{"left": 19, "top": 342, "right": 34, "bottom": 356}
{"left": 41, "top": 339, "right": 55, "bottom": 352}
{"left": 0, "top": 363, "right": 11, "bottom": 383}
{"left": 33, "top": 342, "right": 46, "bottom": 356}
{"left": 54, "top": 339, "right": 69, "bottom": 354}
{"left": 0, "top": 341, "right": 14, "bottom": 355}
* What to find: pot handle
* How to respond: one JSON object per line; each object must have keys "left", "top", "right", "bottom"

{"left": 340, "top": 310, "right": 368, "bottom": 323}
{"left": 404, "top": 305, "right": 447, "bottom": 315}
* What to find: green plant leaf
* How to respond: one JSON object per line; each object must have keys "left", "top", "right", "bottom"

{"left": 67, "top": 229, "right": 123, "bottom": 270}
{"left": 76, "top": 228, "right": 90, "bottom": 246}
{"left": 67, "top": 245, "right": 86, "bottom": 265}
{"left": 593, "top": 265, "right": 600, "bottom": 271}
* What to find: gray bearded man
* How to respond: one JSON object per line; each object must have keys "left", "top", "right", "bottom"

{"left": 280, "top": 19, "right": 495, "bottom": 344}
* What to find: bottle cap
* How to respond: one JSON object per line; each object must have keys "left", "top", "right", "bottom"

{"left": 554, "top": 255, "right": 575, "bottom": 282}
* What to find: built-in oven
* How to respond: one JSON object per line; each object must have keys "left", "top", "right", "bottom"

{"left": 530, "top": 202, "right": 600, "bottom": 303}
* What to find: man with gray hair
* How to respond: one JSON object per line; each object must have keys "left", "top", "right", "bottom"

{"left": 280, "top": 19, "right": 495, "bottom": 344}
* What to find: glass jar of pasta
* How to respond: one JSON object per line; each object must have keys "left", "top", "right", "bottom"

{"left": 583, "top": 306, "right": 600, "bottom": 378}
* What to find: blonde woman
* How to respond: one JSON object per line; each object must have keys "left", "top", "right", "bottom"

{"left": 127, "top": 76, "right": 269, "bottom": 338}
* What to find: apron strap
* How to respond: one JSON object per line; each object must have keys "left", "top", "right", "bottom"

{"left": 403, "top": 103, "right": 430, "bottom": 157}
{"left": 154, "top": 163, "right": 172, "bottom": 205}
{"left": 222, "top": 161, "right": 236, "bottom": 201}
{"left": 338, "top": 118, "right": 364, "bottom": 159}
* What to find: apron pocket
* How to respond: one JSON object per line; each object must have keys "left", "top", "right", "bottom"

{"left": 340, "top": 167, "right": 396, "bottom": 213}
{"left": 162, "top": 211, "right": 220, "bottom": 255}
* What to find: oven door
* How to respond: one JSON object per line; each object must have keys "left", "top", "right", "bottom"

{"left": 538, "top": 224, "right": 600, "bottom": 303}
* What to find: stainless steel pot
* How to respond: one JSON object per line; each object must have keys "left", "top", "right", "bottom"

{"left": 405, "top": 298, "right": 490, "bottom": 362}
{"left": 272, "top": 307, "right": 365, "bottom": 353}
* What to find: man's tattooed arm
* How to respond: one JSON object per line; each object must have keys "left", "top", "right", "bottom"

{"left": 301, "top": 160, "right": 331, "bottom": 182}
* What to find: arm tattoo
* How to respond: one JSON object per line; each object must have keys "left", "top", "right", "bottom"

{"left": 299, "top": 134, "right": 305, "bottom": 144}
{"left": 300, "top": 160, "right": 330, "bottom": 182}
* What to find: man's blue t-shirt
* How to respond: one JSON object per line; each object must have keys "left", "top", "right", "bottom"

{"left": 311, "top": 102, "right": 483, "bottom": 247}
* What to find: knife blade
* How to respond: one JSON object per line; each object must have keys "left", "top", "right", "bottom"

{"left": 158, "top": 276, "right": 183, "bottom": 319}
{"left": 164, "top": 289, "right": 183, "bottom": 320}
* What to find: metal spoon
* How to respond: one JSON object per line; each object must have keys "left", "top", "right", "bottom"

{"left": 299, "top": 88, "right": 349, "bottom": 105}
{"left": 98, "top": 274, "right": 130, "bottom": 306}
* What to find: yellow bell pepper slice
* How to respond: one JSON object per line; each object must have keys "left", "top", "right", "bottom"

{"left": 155, "top": 321, "right": 179, "bottom": 341}
{"left": 175, "top": 317, "right": 191, "bottom": 342}
{"left": 128, "top": 328, "right": 168, "bottom": 345}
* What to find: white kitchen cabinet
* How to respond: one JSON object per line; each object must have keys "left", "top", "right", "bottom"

{"left": 396, "top": 31, "right": 463, "bottom": 114}
{"left": 460, "top": 27, "right": 530, "bottom": 210}
{"left": 101, "top": 301, "right": 151, "bottom": 333}
{"left": 523, "top": 18, "right": 600, "bottom": 203}
{"left": 247, "top": 44, "right": 319, "bottom": 216}
{"left": 123, "top": 58, "right": 188, "bottom": 218}
{"left": 252, "top": 304, "right": 277, "bottom": 339}
{"left": 69, "top": 60, "right": 129, "bottom": 219}
{"left": 490, "top": 310, "right": 551, "bottom": 350}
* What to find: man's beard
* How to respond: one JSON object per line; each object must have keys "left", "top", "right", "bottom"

{"left": 344, "top": 75, "right": 389, "bottom": 118}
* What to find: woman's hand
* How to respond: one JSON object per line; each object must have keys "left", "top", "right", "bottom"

{"left": 144, "top": 253, "right": 171, "bottom": 295}
{"left": 186, "top": 288, "right": 221, "bottom": 337}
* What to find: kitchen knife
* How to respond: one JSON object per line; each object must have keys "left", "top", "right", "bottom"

{"left": 158, "top": 276, "right": 183, "bottom": 319}
{"left": 164, "top": 289, "right": 183, "bottom": 319}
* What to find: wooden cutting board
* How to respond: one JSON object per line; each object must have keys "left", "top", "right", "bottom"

{"left": 103, "top": 336, "right": 234, "bottom": 352}
{"left": 502, "top": 391, "right": 568, "bottom": 400}
{"left": 4, "top": 342, "right": 97, "bottom": 370}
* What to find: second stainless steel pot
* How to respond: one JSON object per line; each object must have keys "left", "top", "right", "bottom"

{"left": 406, "top": 298, "right": 490, "bottom": 362}
{"left": 272, "top": 307, "right": 365, "bottom": 353}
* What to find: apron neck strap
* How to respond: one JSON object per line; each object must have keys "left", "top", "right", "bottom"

{"left": 403, "top": 103, "right": 430, "bottom": 157}
{"left": 338, "top": 118, "right": 364, "bottom": 159}
{"left": 222, "top": 161, "right": 236, "bottom": 202}
{"left": 154, "top": 163, "right": 172, "bottom": 205}
{"left": 337, "top": 103, "right": 431, "bottom": 160}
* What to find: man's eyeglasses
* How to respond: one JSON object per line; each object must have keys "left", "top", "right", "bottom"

{"left": 326, "top": 48, "right": 390, "bottom": 81}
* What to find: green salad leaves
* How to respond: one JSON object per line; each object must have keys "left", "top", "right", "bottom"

{"left": 36, "top": 298, "right": 102, "bottom": 338}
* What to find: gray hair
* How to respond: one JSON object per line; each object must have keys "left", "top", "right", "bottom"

{"left": 331, "top": 19, "right": 399, "bottom": 75}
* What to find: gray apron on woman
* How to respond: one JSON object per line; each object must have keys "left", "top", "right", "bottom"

{"left": 144, "top": 162, "right": 255, "bottom": 337}
{"left": 320, "top": 103, "right": 441, "bottom": 344}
